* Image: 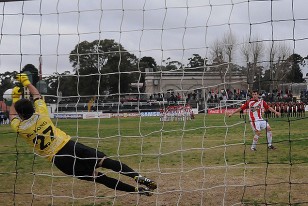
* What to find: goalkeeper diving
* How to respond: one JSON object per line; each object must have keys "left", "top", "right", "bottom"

{"left": 7, "top": 73, "right": 157, "bottom": 196}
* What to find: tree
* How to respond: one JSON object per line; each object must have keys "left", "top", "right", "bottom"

{"left": 285, "top": 53, "right": 305, "bottom": 83}
{"left": 42, "top": 72, "right": 57, "bottom": 96}
{"left": 138, "top": 56, "right": 157, "bottom": 93}
{"left": 240, "top": 36, "right": 264, "bottom": 90}
{"left": 22, "top": 64, "right": 39, "bottom": 86}
{"left": 210, "top": 39, "right": 226, "bottom": 83}
{"left": 161, "top": 57, "right": 183, "bottom": 71}
{"left": 140, "top": 56, "right": 157, "bottom": 70}
{"left": 102, "top": 54, "right": 137, "bottom": 94}
{"left": 262, "top": 51, "right": 303, "bottom": 92}
{"left": 0, "top": 71, "right": 17, "bottom": 101}
{"left": 222, "top": 32, "right": 236, "bottom": 88}
{"left": 187, "top": 54, "right": 206, "bottom": 69}
{"left": 253, "top": 65, "right": 264, "bottom": 91}
{"left": 262, "top": 69, "right": 271, "bottom": 92}
{"left": 267, "top": 42, "right": 290, "bottom": 91}
{"left": 43, "top": 71, "right": 78, "bottom": 100}
{"left": 69, "top": 39, "right": 138, "bottom": 95}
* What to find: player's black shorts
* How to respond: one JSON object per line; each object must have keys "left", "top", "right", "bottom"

{"left": 53, "top": 140, "right": 106, "bottom": 178}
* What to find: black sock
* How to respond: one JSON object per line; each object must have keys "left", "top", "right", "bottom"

{"left": 101, "top": 158, "right": 139, "bottom": 179}
{"left": 79, "top": 173, "right": 136, "bottom": 192}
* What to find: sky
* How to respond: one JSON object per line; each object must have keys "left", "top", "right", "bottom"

{"left": 0, "top": 0, "right": 307, "bottom": 76}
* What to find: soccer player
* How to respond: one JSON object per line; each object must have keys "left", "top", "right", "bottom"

{"left": 8, "top": 73, "right": 157, "bottom": 196}
{"left": 228, "top": 89, "right": 281, "bottom": 151}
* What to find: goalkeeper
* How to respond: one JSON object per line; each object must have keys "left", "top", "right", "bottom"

{"left": 8, "top": 73, "right": 157, "bottom": 196}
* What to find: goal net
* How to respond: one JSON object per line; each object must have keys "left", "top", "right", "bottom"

{"left": 0, "top": 0, "right": 308, "bottom": 205}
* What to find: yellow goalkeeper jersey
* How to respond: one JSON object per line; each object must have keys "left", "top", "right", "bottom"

{"left": 11, "top": 99, "right": 71, "bottom": 161}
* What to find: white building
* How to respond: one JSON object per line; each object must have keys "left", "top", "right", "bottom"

{"left": 144, "top": 69, "right": 248, "bottom": 100}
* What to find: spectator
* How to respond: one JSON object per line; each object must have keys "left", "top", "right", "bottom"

{"left": 0, "top": 111, "right": 4, "bottom": 125}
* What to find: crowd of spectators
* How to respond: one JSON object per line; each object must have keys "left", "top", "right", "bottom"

{"left": 264, "top": 101, "right": 306, "bottom": 118}
{"left": 206, "top": 88, "right": 308, "bottom": 104}
{"left": 206, "top": 89, "right": 248, "bottom": 103}
{"left": 261, "top": 89, "right": 295, "bottom": 103}
{"left": 51, "top": 87, "right": 308, "bottom": 107}
{"left": 141, "top": 88, "right": 307, "bottom": 119}
{"left": 7, "top": 86, "right": 304, "bottom": 116}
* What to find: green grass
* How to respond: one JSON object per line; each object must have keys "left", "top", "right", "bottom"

{"left": 0, "top": 113, "right": 308, "bottom": 205}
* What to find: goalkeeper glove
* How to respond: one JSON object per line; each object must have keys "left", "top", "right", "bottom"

{"left": 12, "top": 86, "right": 22, "bottom": 103}
{"left": 16, "top": 73, "right": 31, "bottom": 87}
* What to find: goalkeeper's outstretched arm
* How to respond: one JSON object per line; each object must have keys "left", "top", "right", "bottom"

{"left": 9, "top": 86, "right": 22, "bottom": 121}
{"left": 9, "top": 73, "right": 42, "bottom": 121}
{"left": 27, "top": 83, "right": 41, "bottom": 100}
{"left": 16, "top": 73, "right": 41, "bottom": 99}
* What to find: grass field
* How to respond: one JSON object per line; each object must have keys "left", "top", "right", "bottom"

{"left": 0, "top": 113, "right": 308, "bottom": 206}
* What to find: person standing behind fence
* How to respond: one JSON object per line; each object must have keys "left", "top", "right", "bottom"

{"left": 283, "top": 102, "right": 288, "bottom": 118}
{"left": 264, "top": 102, "right": 271, "bottom": 119}
{"left": 299, "top": 102, "right": 305, "bottom": 117}
{"left": 239, "top": 103, "right": 244, "bottom": 118}
{"left": 0, "top": 112, "right": 4, "bottom": 125}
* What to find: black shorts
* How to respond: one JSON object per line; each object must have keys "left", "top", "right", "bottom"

{"left": 53, "top": 140, "right": 106, "bottom": 178}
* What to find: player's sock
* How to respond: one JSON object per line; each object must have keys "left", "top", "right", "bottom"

{"left": 267, "top": 131, "right": 273, "bottom": 146}
{"left": 94, "top": 172, "right": 136, "bottom": 192}
{"left": 252, "top": 134, "right": 259, "bottom": 148}
{"left": 101, "top": 158, "right": 139, "bottom": 178}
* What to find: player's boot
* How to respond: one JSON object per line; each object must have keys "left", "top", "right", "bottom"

{"left": 135, "top": 187, "right": 153, "bottom": 196}
{"left": 268, "top": 145, "right": 276, "bottom": 150}
{"left": 250, "top": 147, "right": 257, "bottom": 151}
{"left": 134, "top": 176, "right": 157, "bottom": 190}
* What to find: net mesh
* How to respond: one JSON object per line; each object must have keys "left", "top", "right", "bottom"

{"left": 0, "top": 0, "right": 308, "bottom": 205}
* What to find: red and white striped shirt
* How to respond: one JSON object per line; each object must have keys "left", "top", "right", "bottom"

{"left": 240, "top": 99, "right": 269, "bottom": 122}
